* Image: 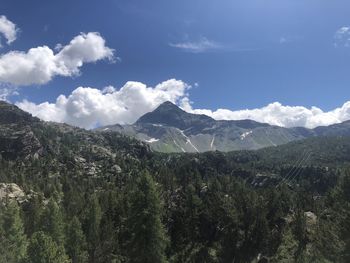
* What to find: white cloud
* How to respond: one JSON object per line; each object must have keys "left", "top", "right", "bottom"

{"left": 334, "top": 26, "right": 350, "bottom": 47}
{"left": 169, "top": 37, "right": 223, "bottom": 53}
{"left": 0, "top": 32, "right": 114, "bottom": 86}
{"left": 0, "top": 15, "right": 18, "bottom": 45}
{"left": 0, "top": 86, "right": 18, "bottom": 101}
{"left": 16, "top": 79, "right": 190, "bottom": 129}
{"left": 16, "top": 78, "right": 350, "bottom": 129}
{"left": 182, "top": 100, "right": 350, "bottom": 129}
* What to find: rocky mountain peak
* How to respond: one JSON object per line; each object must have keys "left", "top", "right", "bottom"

{"left": 135, "top": 101, "right": 214, "bottom": 130}
{"left": 0, "top": 100, "right": 39, "bottom": 125}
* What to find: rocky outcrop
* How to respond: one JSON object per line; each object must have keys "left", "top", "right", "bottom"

{"left": 0, "top": 124, "right": 43, "bottom": 160}
{"left": 304, "top": 211, "right": 317, "bottom": 237}
{"left": 97, "top": 101, "right": 307, "bottom": 152}
{"left": 0, "top": 101, "right": 39, "bottom": 125}
{"left": 0, "top": 183, "right": 26, "bottom": 203}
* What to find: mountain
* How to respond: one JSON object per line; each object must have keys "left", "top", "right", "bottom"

{"left": 0, "top": 100, "right": 349, "bottom": 262}
{"left": 0, "top": 101, "right": 43, "bottom": 160}
{"left": 100, "top": 101, "right": 345, "bottom": 152}
{"left": 3, "top": 99, "right": 350, "bottom": 156}
{"left": 313, "top": 120, "right": 350, "bottom": 136}
{"left": 0, "top": 100, "right": 150, "bottom": 164}
{"left": 3, "top": 99, "right": 349, "bottom": 180}
{"left": 136, "top": 101, "right": 215, "bottom": 130}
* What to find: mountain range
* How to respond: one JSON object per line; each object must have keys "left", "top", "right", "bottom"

{"left": 1, "top": 100, "right": 350, "bottom": 262}
{"left": 97, "top": 101, "right": 350, "bottom": 152}
{"left": 2, "top": 99, "right": 350, "bottom": 156}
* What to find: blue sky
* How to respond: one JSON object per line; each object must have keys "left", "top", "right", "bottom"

{"left": 1, "top": 0, "right": 350, "bottom": 128}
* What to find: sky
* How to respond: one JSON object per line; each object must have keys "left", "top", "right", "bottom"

{"left": 1, "top": 0, "right": 350, "bottom": 129}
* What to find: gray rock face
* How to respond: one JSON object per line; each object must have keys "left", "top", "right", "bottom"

{"left": 2, "top": 100, "right": 350, "bottom": 156}
{"left": 0, "top": 125, "right": 43, "bottom": 159}
{"left": 97, "top": 102, "right": 302, "bottom": 152}
{"left": 0, "top": 101, "right": 40, "bottom": 125}
{"left": 112, "top": 164, "right": 122, "bottom": 174}
{"left": 0, "top": 101, "right": 43, "bottom": 160}
{"left": 98, "top": 101, "right": 350, "bottom": 153}
{"left": 0, "top": 183, "right": 26, "bottom": 203}
{"left": 136, "top": 101, "right": 215, "bottom": 131}
{"left": 97, "top": 102, "right": 350, "bottom": 152}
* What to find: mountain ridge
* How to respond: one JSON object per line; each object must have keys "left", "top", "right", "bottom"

{"left": 3, "top": 100, "right": 350, "bottom": 154}
{"left": 98, "top": 101, "right": 350, "bottom": 153}
{"left": 0, "top": 102, "right": 349, "bottom": 263}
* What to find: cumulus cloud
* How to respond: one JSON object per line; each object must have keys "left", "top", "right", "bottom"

{"left": 16, "top": 79, "right": 190, "bottom": 129}
{"left": 182, "top": 100, "right": 350, "bottom": 129}
{"left": 169, "top": 37, "right": 223, "bottom": 53}
{"left": 16, "top": 78, "right": 350, "bottom": 129}
{"left": 0, "top": 86, "right": 18, "bottom": 101}
{"left": 334, "top": 26, "right": 350, "bottom": 47}
{"left": 0, "top": 15, "right": 18, "bottom": 45}
{"left": 0, "top": 32, "right": 114, "bottom": 86}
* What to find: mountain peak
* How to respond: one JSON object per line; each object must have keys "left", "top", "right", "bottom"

{"left": 135, "top": 101, "right": 214, "bottom": 130}
{"left": 157, "top": 100, "right": 179, "bottom": 109}
{"left": 0, "top": 101, "right": 39, "bottom": 124}
{"left": 152, "top": 101, "right": 185, "bottom": 114}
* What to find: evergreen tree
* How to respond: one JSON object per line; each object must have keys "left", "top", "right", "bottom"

{"left": 252, "top": 200, "right": 270, "bottom": 252}
{"left": 272, "top": 227, "right": 298, "bottom": 263}
{"left": 84, "top": 193, "right": 102, "bottom": 263}
{"left": 66, "top": 216, "right": 88, "bottom": 263}
{"left": 0, "top": 201, "right": 27, "bottom": 263}
{"left": 340, "top": 169, "right": 350, "bottom": 262}
{"left": 27, "top": 231, "right": 70, "bottom": 263}
{"left": 127, "top": 172, "right": 168, "bottom": 263}
{"left": 99, "top": 214, "right": 120, "bottom": 263}
{"left": 41, "top": 198, "right": 65, "bottom": 246}
{"left": 23, "top": 194, "right": 43, "bottom": 236}
{"left": 99, "top": 191, "right": 123, "bottom": 263}
{"left": 293, "top": 208, "right": 308, "bottom": 262}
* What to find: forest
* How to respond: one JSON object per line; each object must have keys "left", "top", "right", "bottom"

{"left": 1, "top": 1, "right": 350, "bottom": 262}
{"left": 0, "top": 114, "right": 350, "bottom": 262}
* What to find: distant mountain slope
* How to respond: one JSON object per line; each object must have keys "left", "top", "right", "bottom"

{"left": 4, "top": 99, "right": 350, "bottom": 155}
{"left": 99, "top": 101, "right": 337, "bottom": 152}
{"left": 1, "top": 99, "right": 350, "bottom": 192}
{"left": 0, "top": 100, "right": 150, "bottom": 169}
{"left": 313, "top": 120, "right": 350, "bottom": 136}
{"left": 251, "top": 136, "right": 350, "bottom": 167}
{"left": 1, "top": 103, "right": 349, "bottom": 263}
{"left": 136, "top": 101, "right": 215, "bottom": 130}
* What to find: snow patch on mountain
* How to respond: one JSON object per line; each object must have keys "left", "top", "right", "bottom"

{"left": 240, "top": 131, "right": 252, "bottom": 140}
{"left": 145, "top": 138, "right": 159, "bottom": 143}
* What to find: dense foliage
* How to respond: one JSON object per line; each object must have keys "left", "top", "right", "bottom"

{"left": 0, "top": 104, "right": 349, "bottom": 262}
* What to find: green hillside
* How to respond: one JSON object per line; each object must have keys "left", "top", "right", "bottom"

{"left": 0, "top": 101, "right": 349, "bottom": 262}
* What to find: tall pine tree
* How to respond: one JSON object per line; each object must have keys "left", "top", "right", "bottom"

{"left": 126, "top": 171, "right": 168, "bottom": 263}
{"left": 41, "top": 198, "right": 65, "bottom": 247}
{"left": 0, "top": 201, "right": 27, "bottom": 263}
{"left": 66, "top": 216, "right": 88, "bottom": 263}
{"left": 84, "top": 193, "right": 102, "bottom": 263}
{"left": 27, "top": 231, "right": 70, "bottom": 263}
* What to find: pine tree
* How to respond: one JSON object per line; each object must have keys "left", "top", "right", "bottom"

{"left": 272, "top": 227, "right": 298, "bottom": 263}
{"left": 23, "top": 194, "right": 43, "bottom": 236}
{"left": 66, "top": 216, "right": 88, "bottom": 263}
{"left": 127, "top": 172, "right": 168, "bottom": 263}
{"left": 41, "top": 198, "right": 65, "bottom": 246}
{"left": 293, "top": 208, "right": 308, "bottom": 261}
{"left": 27, "top": 231, "right": 70, "bottom": 263}
{"left": 0, "top": 201, "right": 27, "bottom": 263}
{"left": 340, "top": 169, "right": 350, "bottom": 262}
{"left": 99, "top": 191, "right": 123, "bottom": 263}
{"left": 85, "top": 193, "right": 102, "bottom": 263}
{"left": 99, "top": 214, "right": 120, "bottom": 263}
